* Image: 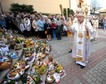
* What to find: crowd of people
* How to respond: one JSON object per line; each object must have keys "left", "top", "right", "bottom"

{"left": 0, "top": 11, "right": 105, "bottom": 41}
{"left": 0, "top": 12, "right": 69, "bottom": 40}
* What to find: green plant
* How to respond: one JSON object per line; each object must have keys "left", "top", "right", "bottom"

{"left": 63, "top": 8, "right": 67, "bottom": 17}
{"left": 63, "top": 8, "right": 74, "bottom": 17}
{"left": 9, "top": 3, "right": 20, "bottom": 13}
{"left": 9, "top": 3, "right": 34, "bottom": 13}
{"left": 67, "top": 8, "right": 70, "bottom": 17}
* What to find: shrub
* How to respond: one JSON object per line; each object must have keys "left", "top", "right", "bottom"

{"left": 10, "top": 3, "right": 34, "bottom": 13}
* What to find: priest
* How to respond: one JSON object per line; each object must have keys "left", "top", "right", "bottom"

{"left": 70, "top": 8, "right": 94, "bottom": 69}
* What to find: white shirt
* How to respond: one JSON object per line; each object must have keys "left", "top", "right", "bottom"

{"left": 20, "top": 23, "right": 26, "bottom": 32}
{"left": 32, "top": 20, "right": 38, "bottom": 31}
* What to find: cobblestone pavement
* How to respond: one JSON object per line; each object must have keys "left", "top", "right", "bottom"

{"left": 48, "top": 29, "right": 106, "bottom": 84}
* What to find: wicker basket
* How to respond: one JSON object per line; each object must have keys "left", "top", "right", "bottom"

{"left": 46, "top": 75, "right": 55, "bottom": 84}
{"left": 15, "top": 43, "right": 23, "bottom": 50}
{"left": 0, "top": 56, "right": 12, "bottom": 70}
{"left": 0, "top": 61, "right": 12, "bottom": 70}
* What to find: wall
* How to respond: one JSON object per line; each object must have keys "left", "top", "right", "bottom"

{"left": 0, "top": 2, "right": 3, "bottom": 14}
{"left": 1, "top": 0, "right": 69, "bottom": 14}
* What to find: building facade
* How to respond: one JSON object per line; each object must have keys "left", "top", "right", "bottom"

{"left": 1, "top": 0, "right": 70, "bottom": 14}
{"left": 1, "top": 0, "right": 89, "bottom": 14}
{"left": 0, "top": 2, "right": 3, "bottom": 14}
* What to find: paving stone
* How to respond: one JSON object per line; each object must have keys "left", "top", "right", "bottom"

{"left": 67, "top": 79, "right": 74, "bottom": 84}
{"left": 98, "top": 67, "right": 102, "bottom": 70}
{"left": 90, "top": 68, "right": 95, "bottom": 72}
{"left": 82, "top": 74, "right": 88, "bottom": 79}
{"left": 87, "top": 78, "right": 92, "bottom": 83}
{"left": 59, "top": 80, "right": 68, "bottom": 84}
{"left": 101, "top": 72, "right": 105, "bottom": 75}
{"left": 102, "top": 76, "right": 106, "bottom": 81}
{"left": 103, "top": 70, "right": 106, "bottom": 73}
{"left": 95, "top": 81, "right": 101, "bottom": 84}
{"left": 93, "top": 68, "right": 98, "bottom": 71}
{"left": 47, "top": 30, "right": 106, "bottom": 84}
{"left": 96, "top": 72, "right": 100, "bottom": 76}
{"left": 79, "top": 82, "right": 83, "bottom": 84}
{"left": 92, "top": 74, "right": 97, "bottom": 77}
{"left": 73, "top": 79, "right": 81, "bottom": 84}
{"left": 98, "top": 70, "right": 102, "bottom": 73}
{"left": 86, "top": 72, "right": 90, "bottom": 76}
{"left": 90, "top": 82, "right": 96, "bottom": 84}
{"left": 82, "top": 59, "right": 106, "bottom": 84}
{"left": 88, "top": 70, "right": 94, "bottom": 74}
{"left": 91, "top": 77, "right": 97, "bottom": 82}
{"left": 94, "top": 70, "right": 99, "bottom": 74}
{"left": 91, "top": 42, "right": 106, "bottom": 53}
{"left": 88, "top": 74, "right": 93, "bottom": 78}
{"left": 97, "top": 77, "right": 103, "bottom": 82}
{"left": 102, "top": 81, "right": 106, "bottom": 84}
{"left": 55, "top": 54, "right": 73, "bottom": 66}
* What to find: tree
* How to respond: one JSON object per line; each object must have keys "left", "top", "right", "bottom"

{"left": 67, "top": 8, "right": 70, "bottom": 17}
{"left": 64, "top": 8, "right": 74, "bottom": 17}
{"left": 90, "top": 0, "right": 101, "bottom": 13}
{"left": 63, "top": 8, "right": 67, "bottom": 17}
{"left": 10, "top": 3, "right": 34, "bottom": 13}
{"left": 10, "top": 3, "right": 20, "bottom": 13}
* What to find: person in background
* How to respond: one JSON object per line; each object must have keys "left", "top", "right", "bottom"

{"left": 44, "top": 18, "right": 51, "bottom": 41}
{"left": 0, "top": 14, "right": 7, "bottom": 29}
{"left": 37, "top": 16, "right": 45, "bottom": 38}
{"left": 32, "top": 17, "right": 39, "bottom": 38}
{"left": 92, "top": 17, "right": 99, "bottom": 40}
{"left": 20, "top": 19, "right": 26, "bottom": 36}
{"left": 56, "top": 18, "right": 62, "bottom": 40}
{"left": 24, "top": 16, "right": 31, "bottom": 37}
{"left": 15, "top": 14, "right": 21, "bottom": 30}
{"left": 103, "top": 16, "right": 106, "bottom": 30}
{"left": 50, "top": 19, "right": 57, "bottom": 40}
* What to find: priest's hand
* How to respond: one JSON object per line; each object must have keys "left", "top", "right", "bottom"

{"left": 85, "top": 25, "right": 89, "bottom": 31}
{"left": 69, "top": 28, "right": 72, "bottom": 32}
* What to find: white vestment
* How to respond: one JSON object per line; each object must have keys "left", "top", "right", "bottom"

{"left": 71, "top": 20, "right": 94, "bottom": 66}
{"left": 68, "top": 18, "right": 77, "bottom": 50}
